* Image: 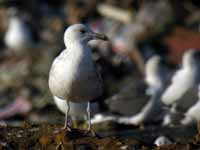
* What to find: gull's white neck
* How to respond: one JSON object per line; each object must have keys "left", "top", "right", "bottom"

{"left": 9, "top": 17, "right": 23, "bottom": 30}
{"left": 67, "top": 41, "right": 92, "bottom": 59}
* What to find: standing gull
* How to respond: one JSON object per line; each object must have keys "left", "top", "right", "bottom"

{"left": 162, "top": 49, "right": 200, "bottom": 105}
{"left": 117, "top": 55, "right": 169, "bottom": 125}
{"left": 49, "top": 24, "right": 107, "bottom": 131}
{"left": 145, "top": 55, "right": 169, "bottom": 96}
{"left": 4, "top": 8, "right": 36, "bottom": 55}
{"left": 162, "top": 49, "right": 200, "bottom": 125}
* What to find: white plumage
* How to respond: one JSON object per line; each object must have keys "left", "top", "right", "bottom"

{"left": 181, "top": 100, "right": 200, "bottom": 125}
{"left": 162, "top": 50, "right": 200, "bottom": 105}
{"left": 161, "top": 49, "right": 200, "bottom": 126}
{"left": 4, "top": 9, "right": 34, "bottom": 53}
{"left": 49, "top": 25, "right": 103, "bottom": 102}
{"left": 145, "top": 55, "right": 168, "bottom": 95}
{"left": 48, "top": 24, "right": 107, "bottom": 130}
{"left": 118, "top": 55, "right": 168, "bottom": 125}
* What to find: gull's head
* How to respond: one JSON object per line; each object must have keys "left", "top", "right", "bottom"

{"left": 145, "top": 55, "right": 163, "bottom": 88}
{"left": 7, "top": 8, "right": 24, "bottom": 29}
{"left": 146, "top": 55, "right": 162, "bottom": 75}
{"left": 182, "top": 49, "right": 200, "bottom": 68}
{"left": 64, "top": 24, "right": 107, "bottom": 47}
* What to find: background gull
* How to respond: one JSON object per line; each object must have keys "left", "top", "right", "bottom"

{"left": 4, "top": 8, "right": 37, "bottom": 55}
{"left": 162, "top": 49, "right": 200, "bottom": 105}
{"left": 145, "top": 55, "right": 170, "bottom": 96}
{"left": 162, "top": 49, "right": 200, "bottom": 125}
{"left": 48, "top": 24, "right": 107, "bottom": 131}
{"left": 103, "top": 78, "right": 148, "bottom": 116}
{"left": 117, "top": 55, "right": 170, "bottom": 125}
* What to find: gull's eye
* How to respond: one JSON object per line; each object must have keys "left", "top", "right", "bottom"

{"left": 80, "top": 29, "right": 86, "bottom": 34}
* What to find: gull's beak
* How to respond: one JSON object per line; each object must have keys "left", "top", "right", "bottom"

{"left": 92, "top": 32, "right": 108, "bottom": 41}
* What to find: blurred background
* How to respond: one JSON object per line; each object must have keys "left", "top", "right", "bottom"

{"left": 0, "top": 0, "right": 200, "bottom": 141}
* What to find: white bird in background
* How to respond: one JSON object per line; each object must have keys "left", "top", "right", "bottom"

{"left": 181, "top": 85, "right": 200, "bottom": 125}
{"left": 162, "top": 49, "right": 200, "bottom": 105}
{"left": 4, "top": 8, "right": 35, "bottom": 55}
{"left": 162, "top": 49, "right": 200, "bottom": 125}
{"left": 145, "top": 55, "right": 169, "bottom": 96}
{"left": 49, "top": 24, "right": 107, "bottom": 131}
{"left": 117, "top": 55, "right": 169, "bottom": 125}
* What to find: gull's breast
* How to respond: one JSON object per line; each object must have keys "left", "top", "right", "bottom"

{"left": 49, "top": 47, "right": 103, "bottom": 102}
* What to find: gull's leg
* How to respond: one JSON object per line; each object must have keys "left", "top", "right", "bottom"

{"left": 85, "top": 101, "right": 98, "bottom": 137}
{"left": 64, "top": 100, "right": 71, "bottom": 131}
{"left": 87, "top": 101, "right": 91, "bottom": 131}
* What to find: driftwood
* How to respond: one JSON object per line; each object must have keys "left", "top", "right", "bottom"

{"left": 97, "top": 4, "right": 133, "bottom": 23}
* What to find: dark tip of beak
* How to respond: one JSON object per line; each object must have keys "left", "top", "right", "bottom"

{"left": 93, "top": 33, "right": 109, "bottom": 41}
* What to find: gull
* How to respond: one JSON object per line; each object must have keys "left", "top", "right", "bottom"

{"left": 49, "top": 24, "right": 107, "bottom": 131}
{"left": 162, "top": 49, "right": 200, "bottom": 125}
{"left": 145, "top": 55, "right": 169, "bottom": 96}
{"left": 162, "top": 49, "right": 200, "bottom": 105}
{"left": 4, "top": 8, "right": 36, "bottom": 55}
{"left": 118, "top": 55, "right": 169, "bottom": 125}
{"left": 181, "top": 85, "right": 200, "bottom": 125}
